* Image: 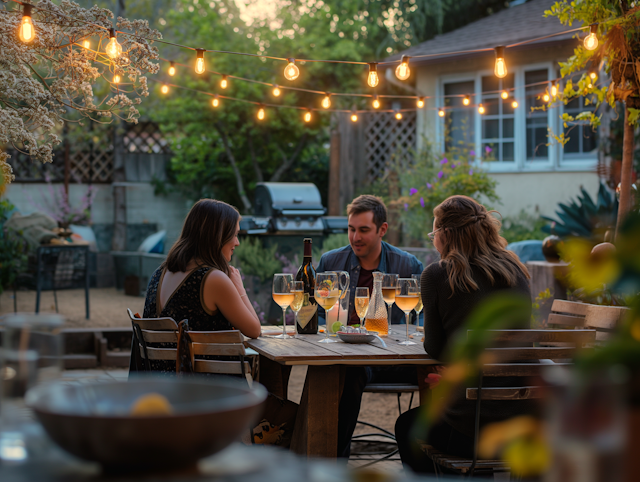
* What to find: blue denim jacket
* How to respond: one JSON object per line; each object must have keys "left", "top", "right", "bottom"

{"left": 316, "top": 241, "right": 424, "bottom": 325}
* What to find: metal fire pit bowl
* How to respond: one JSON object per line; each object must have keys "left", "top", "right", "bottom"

{"left": 26, "top": 377, "right": 267, "bottom": 471}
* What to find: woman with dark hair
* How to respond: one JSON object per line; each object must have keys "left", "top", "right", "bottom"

{"left": 141, "top": 199, "right": 261, "bottom": 370}
{"left": 394, "top": 195, "right": 533, "bottom": 474}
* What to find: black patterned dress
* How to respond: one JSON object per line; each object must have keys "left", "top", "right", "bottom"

{"left": 142, "top": 265, "right": 235, "bottom": 372}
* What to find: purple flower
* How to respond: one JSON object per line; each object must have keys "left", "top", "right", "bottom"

{"left": 440, "top": 157, "right": 448, "bottom": 165}
{"left": 437, "top": 171, "right": 444, "bottom": 179}
{"left": 485, "top": 146, "right": 492, "bottom": 154}
{"left": 404, "top": 203, "right": 409, "bottom": 211}
{"left": 426, "top": 183, "right": 432, "bottom": 189}
{"left": 469, "top": 169, "right": 474, "bottom": 175}
{"left": 470, "top": 150, "right": 476, "bottom": 156}
{"left": 420, "top": 197, "right": 425, "bottom": 208}
{"left": 409, "top": 188, "right": 418, "bottom": 196}
{"left": 451, "top": 163, "right": 457, "bottom": 169}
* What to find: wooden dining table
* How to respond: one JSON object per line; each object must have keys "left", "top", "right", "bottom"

{"left": 246, "top": 324, "right": 439, "bottom": 459}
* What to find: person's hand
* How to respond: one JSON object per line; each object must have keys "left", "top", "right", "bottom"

{"left": 425, "top": 366, "right": 446, "bottom": 389}
{"left": 228, "top": 266, "right": 247, "bottom": 297}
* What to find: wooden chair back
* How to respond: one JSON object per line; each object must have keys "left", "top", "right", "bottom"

{"left": 548, "top": 300, "right": 629, "bottom": 342}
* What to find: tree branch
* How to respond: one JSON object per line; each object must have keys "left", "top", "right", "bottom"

{"left": 215, "top": 122, "right": 252, "bottom": 212}
{"left": 269, "top": 133, "right": 308, "bottom": 182}
{"left": 248, "top": 132, "right": 264, "bottom": 183}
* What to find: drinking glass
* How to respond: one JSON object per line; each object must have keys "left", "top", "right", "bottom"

{"left": 395, "top": 278, "right": 419, "bottom": 345}
{"left": 315, "top": 272, "right": 340, "bottom": 343}
{"left": 334, "top": 271, "right": 350, "bottom": 327}
{"left": 272, "top": 273, "right": 294, "bottom": 339}
{"left": 355, "top": 287, "right": 370, "bottom": 332}
{"left": 410, "top": 273, "right": 423, "bottom": 338}
{"left": 382, "top": 274, "right": 398, "bottom": 330}
{"left": 290, "top": 281, "right": 305, "bottom": 338}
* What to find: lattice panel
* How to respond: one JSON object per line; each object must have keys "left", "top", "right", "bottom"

{"left": 6, "top": 149, "right": 65, "bottom": 182}
{"left": 364, "top": 111, "right": 416, "bottom": 183}
{"left": 70, "top": 150, "right": 114, "bottom": 183}
{"left": 124, "top": 121, "right": 170, "bottom": 154}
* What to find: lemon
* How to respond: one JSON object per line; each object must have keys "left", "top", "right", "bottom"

{"left": 130, "top": 393, "right": 173, "bottom": 416}
{"left": 331, "top": 322, "right": 343, "bottom": 333}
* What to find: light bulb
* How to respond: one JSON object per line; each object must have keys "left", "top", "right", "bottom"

{"left": 367, "top": 63, "right": 379, "bottom": 88}
{"left": 372, "top": 96, "right": 380, "bottom": 109}
{"left": 550, "top": 81, "right": 558, "bottom": 97}
{"left": 195, "top": 49, "right": 205, "bottom": 74}
{"left": 168, "top": 62, "right": 176, "bottom": 76}
{"left": 584, "top": 24, "right": 598, "bottom": 51}
{"left": 588, "top": 83, "right": 593, "bottom": 89}
{"left": 511, "top": 100, "right": 518, "bottom": 108}
{"left": 113, "top": 74, "right": 121, "bottom": 84}
{"left": 395, "top": 112, "right": 403, "bottom": 120}
{"left": 284, "top": 58, "right": 299, "bottom": 81}
{"left": 212, "top": 95, "right": 220, "bottom": 108}
{"left": 501, "top": 91, "right": 509, "bottom": 100}
{"left": 395, "top": 56, "right": 411, "bottom": 81}
{"left": 161, "top": 84, "right": 169, "bottom": 94}
{"left": 272, "top": 85, "right": 281, "bottom": 97}
{"left": 321, "top": 94, "right": 331, "bottom": 109}
{"left": 589, "top": 70, "right": 597, "bottom": 80}
{"left": 304, "top": 110, "right": 312, "bottom": 123}
{"left": 220, "top": 75, "right": 228, "bottom": 89}
{"left": 350, "top": 113, "right": 358, "bottom": 122}
{"left": 257, "top": 107, "right": 265, "bottom": 120}
{"left": 417, "top": 97, "right": 425, "bottom": 108}
{"left": 105, "top": 29, "right": 122, "bottom": 59}
{"left": 18, "top": 5, "right": 35, "bottom": 43}
{"left": 463, "top": 95, "right": 471, "bottom": 106}
{"left": 494, "top": 46, "right": 507, "bottom": 78}
{"left": 478, "top": 104, "right": 485, "bottom": 114}
{"left": 543, "top": 93, "right": 550, "bottom": 102}
{"left": 83, "top": 40, "right": 90, "bottom": 49}
{"left": 438, "top": 108, "right": 445, "bottom": 117}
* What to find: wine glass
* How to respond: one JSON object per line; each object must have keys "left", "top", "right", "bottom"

{"left": 290, "top": 281, "right": 305, "bottom": 338}
{"left": 355, "top": 287, "right": 370, "bottom": 332}
{"left": 395, "top": 278, "right": 419, "bottom": 345}
{"left": 410, "top": 273, "right": 423, "bottom": 339}
{"left": 333, "top": 271, "right": 350, "bottom": 327}
{"left": 272, "top": 273, "right": 294, "bottom": 339}
{"left": 382, "top": 273, "right": 398, "bottom": 330}
{"left": 315, "top": 272, "right": 340, "bottom": 343}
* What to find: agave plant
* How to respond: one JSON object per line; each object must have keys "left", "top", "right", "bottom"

{"left": 541, "top": 182, "right": 618, "bottom": 242}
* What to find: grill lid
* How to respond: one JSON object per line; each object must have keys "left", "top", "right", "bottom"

{"left": 254, "top": 182, "right": 325, "bottom": 218}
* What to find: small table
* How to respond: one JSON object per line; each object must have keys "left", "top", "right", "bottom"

{"left": 246, "top": 324, "right": 438, "bottom": 458}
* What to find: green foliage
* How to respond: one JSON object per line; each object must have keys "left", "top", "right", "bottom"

{"left": 531, "top": 288, "right": 553, "bottom": 328}
{"left": 541, "top": 182, "right": 617, "bottom": 241}
{"left": 233, "top": 237, "right": 282, "bottom": 283}
{"left": 0, "top": 199, "right": 28, "bottom": 295}
{"left": 501, "top": 210, "right": 547, "bottom": 243}
{"left": 312, "top": 233, "right": 349, "bottom": 260}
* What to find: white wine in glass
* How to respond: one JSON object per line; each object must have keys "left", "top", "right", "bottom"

{"left": 290, "top": 281, "right": 305, "bottom": 338}
{"left": 382, "top": 273, "right": 398, "bottom": 332}
{"left": 315, "top": 272, "right": 339, "bottom": 343}
{"left": 395, "top": 278, "right": 419, "bottom": 345}
{"left": 411, "top": 273, "right": 423, "bottom": 339}
{"left": 355, "top": 287, "right": 370, "bottom": 332}
{"left": 272, "top": 273, "right": 294, "bottom": 339}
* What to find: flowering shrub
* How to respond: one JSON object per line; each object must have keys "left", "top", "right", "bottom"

{"left": 28, "top": 176, "right": 97, "bottom": 227}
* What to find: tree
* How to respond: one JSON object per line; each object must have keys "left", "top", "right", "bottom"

{"left": 0, "top": 0, "right": 161, "bottom": 192}
{"left": 546, "top": 1, "right": 640, "bottom": 239}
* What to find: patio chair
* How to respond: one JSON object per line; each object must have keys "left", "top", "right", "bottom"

{"left": 421, "top": 328, "right": 596, "bottom": 478}
{"left": 548, "top": 299, "right": 629, "bottom": 343}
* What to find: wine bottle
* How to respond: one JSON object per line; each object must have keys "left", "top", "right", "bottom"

{"left": 295, "top": 238, "right": 318, "bottom": 334}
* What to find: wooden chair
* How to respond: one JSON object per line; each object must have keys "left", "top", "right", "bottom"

{"left": 127, "top": 309, "right": 256, "bottom": 386}
{"left": 421, "top": 328, "right": 596, "bottom": 478}
{"left": 548, "top": 299, "right": 629, "bottom": 343}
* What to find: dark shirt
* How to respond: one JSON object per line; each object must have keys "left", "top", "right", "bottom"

{"left": 421, "top": 261, "right": 535, "bottom": 438}
{"left": 349, "top": 267, "right": 374, "bottom": 325}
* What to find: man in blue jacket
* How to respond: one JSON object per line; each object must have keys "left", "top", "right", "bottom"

{"left": 317, "top": 194, "right": 424, "bottom": 458}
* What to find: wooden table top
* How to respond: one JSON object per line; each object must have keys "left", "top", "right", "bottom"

{"left": 247, "top": 324, "right": 438, "bottom": 366}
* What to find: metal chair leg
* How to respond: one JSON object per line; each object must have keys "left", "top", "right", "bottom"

{"left": 53, "top": 289, "right": 59, "bottom": 313}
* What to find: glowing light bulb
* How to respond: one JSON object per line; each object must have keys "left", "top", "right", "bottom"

{"left": 83, "top": 40, "right": 91, "bottom": 49}
{"left": 395, "top": 112, "right": 403, "bottom": 120}
{"left": 105, "top": 29, "right": 122, "bottom": 59}
{"left": 18, "top": 5, "right": 35, "bottom": 43}
{"left": 478, "top": 104, "right": 485, "bottom": 114}
{"left": 589, "top": 70, "right": 597, "bottom": 80}
{"left": 438, "top": 108, "right": 445, "bottom": 117}
{"left": 417, "top": 97, "right": 425, "bottom": 108}
{"left": 511, "top": 100, "right": 518, "bottom": 108}
{"left": 550, "top": 81, "right": 558, "bottom": 97}
{"left": 168, "top": 62, "right": 176, "bottom": 76}
{"left": 501, "top": 91, "right": 509, "bottom": 100}
{"left": 212, "top": 95, "right": 220, "bottom": 107}
{"left": 350, "top": 108, "right": 358, "bottom": 122}
{"left": 372, "top": 96, "right": 380, "bottom": 109}
{"left": 463, "top": 95, "right": 471, "bottom": 106}
{"left": 284, "top": 58, "right": 299, "bottom": 81}
{"left": 272, "top": 85, "right": 281, "bottom": 97}
{"left": 195, "top": 49, "right": 205, "bottom": 74}
{"left": 113, "top": 74, "right": 121, "bottom": 84}
{"left": 367, "top": 63, "right": 379, "bottom": 88}
{"left": 304, "top": 110, "right": 312, "bottom": 123}
{"left": 395, "top": 56, "right": 411, "bottom": 81}
{"left": 494, "top": 46, "right": 507, "bottom": 78}
{"left": 257, "top": 106, "right": 265, "bottom": 120}
{"left": 161, "top": 84, "right": 169, "bottom": 94}
{"left": 543, "top": 93, "right": 550, "bottom": 102}
{"left": 584, "top": 24, "right": 598, "bottom": 51}
{"left": 588, "top": 83, "right": 593, "bottom": 89}
{"left": 321, "top": 94, "right": 331, "bottom": 109}
{"left": 220, "top": 75, "right": 228, "bottom": 89}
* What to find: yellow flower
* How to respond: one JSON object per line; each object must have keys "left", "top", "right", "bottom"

{"left": 502, "top": 436, "right": 550, "bottom": 478}
{"left": 560, "top": 238, "right": 620, "bottom": 292}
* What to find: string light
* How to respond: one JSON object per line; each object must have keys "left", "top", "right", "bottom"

{"left": 350, "top": 107, "right": 358, "bottom": 122}
{"left": 83, "top": 40, "right": 90, "bottom": 49}
{"left": 113, "top": 74, "right": 121, "bottom": 84}
{"left": 511, "top": 100, "right": 518, "bottom": 108}
{"left": 438, "top": 108, "right": 445, "bottom": 117}
{"left": 478, "top": 104, "right": 485, "bottom": 114}
{"left": 417, "top": 97, "right": 425, "bottom": 108}
{"left": 500, "top": 91, "right": 509, "bottom": 100}
{"left": 543, "top": 92, "right": 550, "bottom": 102}
{"left": 272, "top": 85, "right": 281, "bottom": 97}
{"left": 395, "top": 111, "right": 403, "bottom": 120}
{"left": 584, "top": 24, "right": 598, "bottom": 51}
{"left": 257, "top": 105, "right": 265, "bottom": 120}
{"left": 550, "top": 81, "right": 558, "bottom": 97}
{"left": 589, "top": 70, "right": 597, "bottom": 80}
{"left": 105, "top": 28, "right": 122, "bottom": 59}
{"left": 168, "top": 62, "right": 176, "bottom": 76}
{"left": 588, "top": 82, "right": 593, "bottom": 89}
{"left": 212, "top": 94, "right": 220, "bottom": 107}
{"left": 303, "top": 110, "right": 312, "bottom": 123}
{"left": 494, "top": 46, "right": 507, "bottom": 78}
{"left": 395, "top": 56, "right": 411, "bottom": 81}
{"left": 161, "top": 84, "right": 169, "bottom": 94}
{"left": 463, "top": 95, "right": 471, "bottom": 106}
{"left": 372, "top": 95, "right": 380, "bottom": 109}
{"left": 321, "top": 94, "right": 331, "bottom": 109}
{"left": 220, "top": 75, "right": 228, "bottom": 89}
{"left": 18, "top": 4, "right": 35, "bottom": 43}
{"left": 367, "top": 63, "right": 379, "bottom": 88}
{"left": 195, "top": 49, "right": 205, "bottom": 74}
{"left": 284, "top": 58, "right": 300, "bottom": 81}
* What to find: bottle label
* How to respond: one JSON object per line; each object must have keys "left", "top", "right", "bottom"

{"left": 297, "top": 293, "right": 317, "bottom": 329}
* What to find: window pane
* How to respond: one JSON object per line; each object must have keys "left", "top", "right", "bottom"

{"left": 503, "top": 98, "right": 515, "bottom": 115}
{"left": 444, "top": 81, "right": 475, "bottom": 150}
{"left": 583, "top": 125, "right": 598, "bottom": 153}
{"left": 532, "top": 127, "right": 549, "bottom": 159}
{"left": 503, "top": 118, "right": 514, "bottom": 138}
{"left": 526, "top": 69, "right": 549, "bottom": 160}
{"left": 483, "top": 143, "right": 499, "bottom": 160}
{"left": 525, "top": 69, "right": 548, "bottom": 111}
{"left": 485, "top": 101, "right": 499, "bottom": 116}
{"left": 483, "top": 119, "right": 500, "bottom": 139}
{"left": 564, "top": 127, "right": 580, "bottom": 153}
{"left": 482, "top": 76, "right": 499, "bottom": 93}
{"left": 503, "top": 142, "right": 515, "bottom": 161}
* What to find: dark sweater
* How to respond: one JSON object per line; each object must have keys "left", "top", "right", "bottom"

{"left": 420, "top": 261, "right": 535, "bottom": 438}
